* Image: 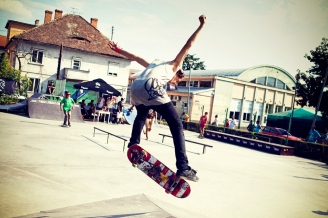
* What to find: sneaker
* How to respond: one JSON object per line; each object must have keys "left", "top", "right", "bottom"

{"left": 176, "top": 167, "right": 199, "bottom": 182}
{"left": 68, "top": 124, "right": 71, "bottom": 127}
{"left": 61, "top": 124, "right": 67, "bottom": 127}
{"left": 198, "top": 134, "right": 202, "bottom": 138}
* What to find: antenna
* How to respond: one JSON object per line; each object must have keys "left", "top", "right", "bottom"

{"left": 71, "top": 7, "right": 83, "bottom": 15}
{"left": 111, "top": 26, "right": 114, "bottom": 41}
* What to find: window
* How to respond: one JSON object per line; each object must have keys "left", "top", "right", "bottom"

{"left": 229, "top": 111, "right": 240, "bottom": 120}
{"left": 267, "top": 77, "right": 276, "bottom": 87}
{"left": 199, "top": 81, "right": 211, "bottom": 87}
{"left": 172, "top": 101, "right": 177, "bottom": 106}
{"left": 190, "top": 81, "right": 198, "bottom": 87}
{"left": 108, "top": 62, "right": 119, "bottom": 77}
{"left": 178, "top": 81, "right": 186, "bottom": 87}
{"left": 243, "top": 113, "right": 251, "bottom": 121}
{"left": 277, "top": 80, "right": 285, "bottom": 89}
{"left": 257, "top": 77, "right": 266, "bottom": 85}
{"left": 28, "top": 78, "right": 40, "bottom": 92}
{"left": 183, "top": 102, "right": 187, "bottom": 108}
{"left": 72, "top": 59, "right": 81, "bottom": 70}
{"left": 31, "top": 50, "right": 43, "bottom": 64}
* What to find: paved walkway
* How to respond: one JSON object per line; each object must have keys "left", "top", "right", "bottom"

{"left": 0, "top": 113, "right": 327, "bottom": 218}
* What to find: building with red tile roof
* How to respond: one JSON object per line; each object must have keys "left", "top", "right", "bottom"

{"left": 5, "top": 10, "right": 131, "bottom": 98}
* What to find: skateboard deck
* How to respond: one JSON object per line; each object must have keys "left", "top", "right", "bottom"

{"left": 127, "top": 144, "right": 191, "bottom": 198}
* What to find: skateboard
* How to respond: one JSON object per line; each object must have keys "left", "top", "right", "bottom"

{"left": 127, "top": 144, "right": 191, "bottom": 198}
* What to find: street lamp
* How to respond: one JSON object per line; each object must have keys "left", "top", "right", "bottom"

{"left": 187, "top": 60, "right": 193, "bottom": 117}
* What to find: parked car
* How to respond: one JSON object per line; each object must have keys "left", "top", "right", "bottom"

{"left": 261, "top": 126, "right": 302, "bottom": 141}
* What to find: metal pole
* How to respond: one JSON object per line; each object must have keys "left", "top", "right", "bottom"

{"left": 187, "top": 68, "right": 191, "bottom": 116}
{"left": 286, "top": 86, "right": 296, "bottom": 145}
{"left": 311, "top": 66, "right": 328, "bottom": 126}
{"left": 223, "top": 108, "right": 228, "bottom": 133}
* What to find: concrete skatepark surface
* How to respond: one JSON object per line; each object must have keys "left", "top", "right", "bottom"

{"left": 0, "top": 112, "right": 327, "bottom": 218}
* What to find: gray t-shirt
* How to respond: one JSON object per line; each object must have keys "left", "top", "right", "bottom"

{"left": 131, "top": 59, "right": 174, "bottom": 106}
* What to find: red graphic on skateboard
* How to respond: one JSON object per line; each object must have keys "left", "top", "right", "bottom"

{"left": 127, "top": 144, "right": 191, "bottom": 198}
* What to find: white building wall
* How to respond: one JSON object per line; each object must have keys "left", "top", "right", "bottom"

{"left": 14, "top": 42, "right": 131, "bottom": 97}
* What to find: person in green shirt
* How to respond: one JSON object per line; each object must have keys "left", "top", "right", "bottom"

{"left": 60, "top": 92, "right": 75, "bottom": 127}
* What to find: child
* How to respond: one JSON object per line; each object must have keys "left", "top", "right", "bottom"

{"left": 60, "top": 92, "right": 75, "bottom": 127}
{"left": 108, "top": 14, "right": 207, "bottom": 182}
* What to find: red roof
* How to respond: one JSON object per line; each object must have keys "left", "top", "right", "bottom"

{"left": 11, "top": 14, "right": 127, "bottom": 59}
{"left": 0, "top": 35, "right": 7, "bottom": 48}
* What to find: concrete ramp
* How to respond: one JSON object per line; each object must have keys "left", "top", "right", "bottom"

{"left": 28, "top": 98, "right": 84, "bottom": 123}
{"left": 17, "top": 194, "right": 174, "bottom": 218}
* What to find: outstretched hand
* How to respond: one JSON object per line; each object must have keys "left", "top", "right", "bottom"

{"left": 199, "top": 14, "right": 206, "bottom": 25}
{"left": 108, "top": 41, "right": 121, "bottom": 53}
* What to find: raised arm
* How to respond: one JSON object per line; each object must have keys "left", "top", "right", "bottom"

{"left": 170, "top": 15, "right": 206, "bottom": 72}
{"left": 108, "top": 41, "right": 150, "bottom": 68}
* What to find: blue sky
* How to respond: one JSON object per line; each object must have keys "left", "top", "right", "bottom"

{"left": 0, "top": 0, "right": 327, "bottom": 77}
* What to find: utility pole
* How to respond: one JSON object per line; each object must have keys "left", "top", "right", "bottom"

{"left": 312, "top": 66, "right": 328, "bottom": 126}
{"left": 56, "top": 43, "right": 63, "bottom": 80}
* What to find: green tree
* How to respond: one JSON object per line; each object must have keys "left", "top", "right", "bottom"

{"left": 295, "top": 37, "right": 328, "bottom": 118}
{"left": 0, "top": 53, "right": 31, "bottom": 104}
{"left": 182, "top": 54, "right": 206, "bottom": 70}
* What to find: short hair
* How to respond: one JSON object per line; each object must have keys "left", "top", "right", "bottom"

{"left": 205, "top": 112, "right": 208, "bottom": 115}
{"left": 176, "top": 69, "right": 185, "bottom": 79}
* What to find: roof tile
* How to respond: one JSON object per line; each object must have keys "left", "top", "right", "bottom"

{"left": 12, "top": 14, "right": 127, "bottom": 59}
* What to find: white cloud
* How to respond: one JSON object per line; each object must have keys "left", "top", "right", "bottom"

{"left": 0, "top": 0, "right": 33, "bottom": 17}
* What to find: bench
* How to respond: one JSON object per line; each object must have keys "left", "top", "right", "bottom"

{"left": 93, "top": 127, "right": 127, "bottom": 151}
{"left": 204, "top": 130, "right": 294, "bottom": 156}
{"left": 159, "top": 133, "right": 213, "bottom": 154}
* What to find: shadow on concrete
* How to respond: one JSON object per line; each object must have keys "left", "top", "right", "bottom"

{"left": 298, "top": 161, "right": 328, "bottom": 170}
{"left": 16, "top": 194, "right": 175, "bottom": 218}
{"left": 293, "top": 175, "right": 328, "bottom": 182}
{"left": 81, "top": 135, "right": 110, "bottom": 151}
{"left": 20, "top": 120, "right": 59, "bottom": 126}
{"left": 312, "top": 210, "right": 328, "bottom": 215}
{"left": 85, "top": 212, "right": 148, "bottom": 217}
{"left": 150, "top": 140, "right": 200, "bottom": 155}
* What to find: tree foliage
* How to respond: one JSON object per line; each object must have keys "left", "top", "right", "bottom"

{"left": 295, "top": 37, "right": 328, "bottom": 118}
{"left": 182, "top": 54, "right": 206, "bottom": 71}
{"left": 0, "top": 53, "right": 30, "bottom": 104}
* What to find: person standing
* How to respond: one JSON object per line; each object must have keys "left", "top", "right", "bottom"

{"left": 254, "top": 120, "right": 262, "bottom": 133}
{"left": 144, "top": 109, "right": 156, "bottom": 140}
{"left": 108, "top": 14, "right": 207, "bottom": 182}
{"left": 225, "top": 119, "right": 229, "bottom": 128}
{"left": 247, "top": 120, "right": 254, "bottom": 132}
{"left": 199, "top": 112, "right": 208, "bottom": 139}
{"left": 212, "top": 115, "right": 219, "bottom": 126}
{"left": 116, "top": 98, "right": 125, "bottom": 124}
{"left": 306, "top": 125, "right": 320, "bottom": 143}
{"left": 229, "top": 116, "right": 236, "bottom": 129}
{"left": 60, "top": 92, "right": 75, "bottom": 127}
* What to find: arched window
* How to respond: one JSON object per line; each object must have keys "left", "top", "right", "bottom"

{"left": 267, "top": 77, "right": 276, "bottom": 87}
{"left": 277, "top": 79, "right": 285, "bottom": 89}
{"left": 257, "top": 77, "right": 266, "bottom": 85}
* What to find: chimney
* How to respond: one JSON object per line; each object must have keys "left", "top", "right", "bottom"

{"left": 44, "top": 10, "right": 53, "bottom": 24}
{"left": 35, "top": 19, "right": 39, "bottom": 26}
{"left": 54, "top": 9, "right": 63, "bottom": 20}
{"left": 90, "top": 18, "right": 98, "bottom": 28}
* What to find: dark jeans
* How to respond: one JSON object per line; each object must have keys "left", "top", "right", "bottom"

{"left": 128, "top": 102, "right": 189, "bottom": 171}
{"left": 63, "top": 110, "right": 71, "bottom": 125}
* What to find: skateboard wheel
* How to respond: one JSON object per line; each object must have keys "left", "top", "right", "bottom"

{"left": 165, "top": 189, "right": 170, "bottom": 194}
{"left": 141, "top": 150, "right": 147, "bottom": 155}
{"left": 132, "top": 163, "right": 137, "bottom": 168}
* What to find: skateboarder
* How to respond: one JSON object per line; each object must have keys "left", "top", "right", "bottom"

{"left": 60, "top": 92, "right": 75, "bottom": 127}
{"left": 108, "top": 14, "right": 207, "bottom": 182}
